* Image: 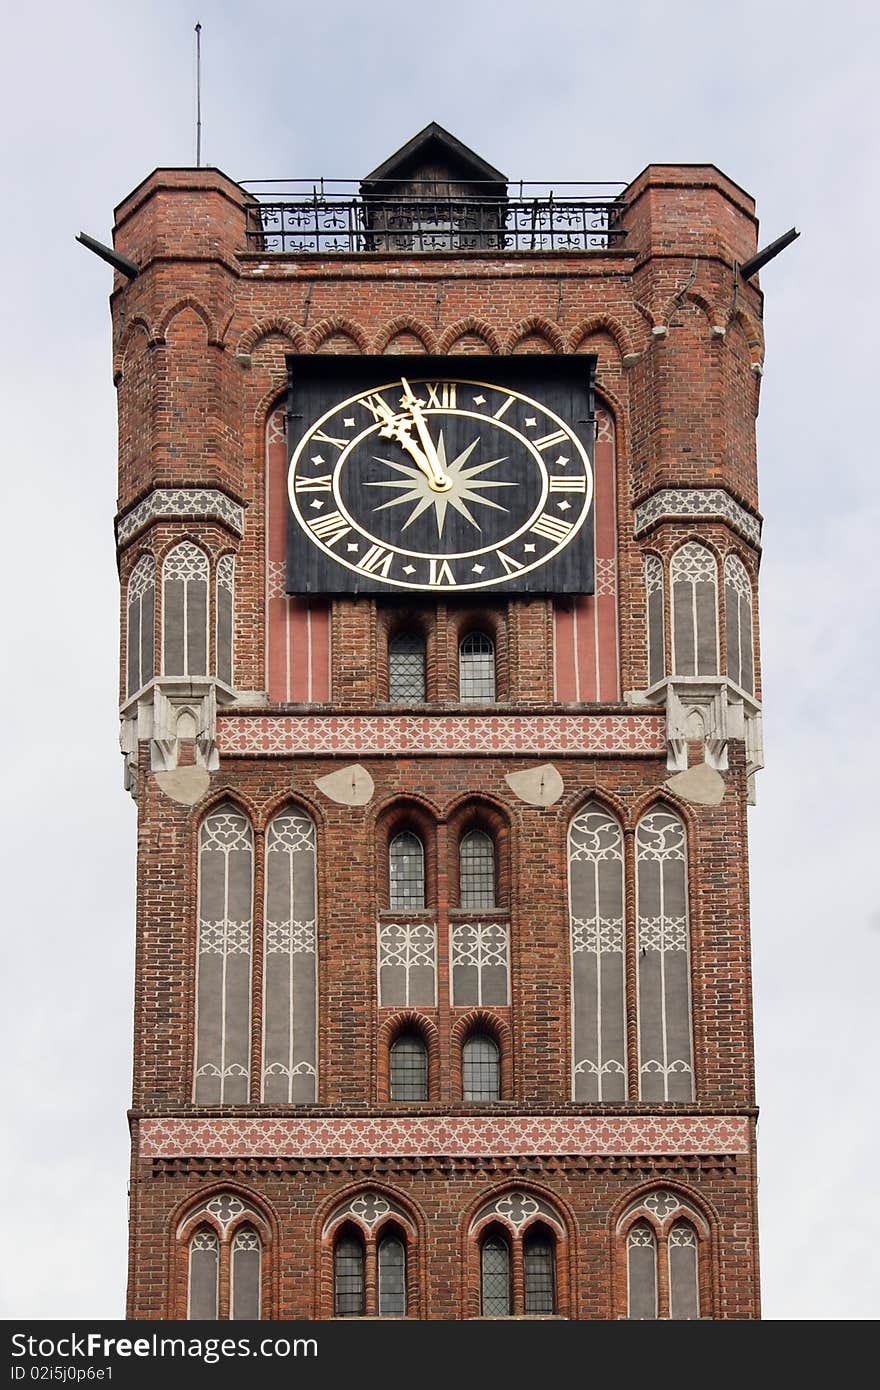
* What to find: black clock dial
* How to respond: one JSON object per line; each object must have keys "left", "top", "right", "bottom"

{"left": 287, "top": 365, "right": 594, "bottom": 594}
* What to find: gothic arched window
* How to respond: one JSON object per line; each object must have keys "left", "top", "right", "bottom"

{"left": 126, "top": 554, "right": 155, "bottom": 696}
{"left": 389, "top": 831, "right": 425, "bottom": 910}
{"left": 216, "top": 554, "right": 235, "bottom": 686}
{"left": 263, "top": 809, "right": 318, "bottom": 1103}
{"left": 627, "top": 1222, "right": 658, "bottom": 1319}
{"left": 462, "top": 1033, "right": 500, "bottom": 1101}
{"left": 459, "top": 829, "right": 496, "bottom": 908}
{"left": 334, "top": 1231, "right": 366, "bottom": 1317}
{"left": 568, "top": 803, "right": 626, "bottom": 1101}
{"left": 188, "top": 1228, "right": 219, "bottom": 1320}
{"left": 459, "top": 631, "right": 496, "bottom": 701}
{"left": 523, "top": 1228, "right": 556, "bottom": 1314}
{"left": 724, "top": 554, "right": 754, "bottom": 694}
{"left": 389, "top": 631, "right": 426, "bottom": 702}
{"left": 194, "top": 805, "right": 254, "bottom": 1104}
{"left": 668, "top": 1221, "right": 700, "bottom": 1319}
{"left": 162, "top": 541, "right": 209, "bottom": 677}
{"left": 644, "top": 553, "right": 665, "bottom": 687}
{"left": 390, "top": 1033, "right": 428, "bottom": 1101}
{"left": 635, "top": 808, "right": 694, "bottom": 1101}
{"left": 377, "top": 1233, "right": 407, "bottom": 1317}
{"left": 480, "top": 1232, "right": 511, "bottom": 1316}
{"left": 670, "top": 542, "right": 718, "bottom": 677}
{"left": 230, "top": 1227, "right": 261, "bottom": 1320}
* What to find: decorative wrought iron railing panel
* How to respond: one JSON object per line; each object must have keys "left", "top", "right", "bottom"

{"left": 241, "top": 181, "right": 628, "bottom": 254}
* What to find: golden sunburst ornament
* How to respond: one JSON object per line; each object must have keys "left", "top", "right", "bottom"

{"left": 366, "top": 431, "right": 516, "bottom": 536}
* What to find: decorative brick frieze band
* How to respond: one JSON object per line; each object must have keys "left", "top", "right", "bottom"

{"left": 217, "top": 713, "right": 668, "bottom": 757}
{"left": 116, "top": 488, "right": 245, "bottom": 546}
{"left": 139, "top": 1114, "right": 750, "bottom": 1158}
{"left": 634, "top": 488, "right": 761, "bottom": 546}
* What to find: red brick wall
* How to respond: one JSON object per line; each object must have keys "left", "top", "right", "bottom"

{"left": 113, "top": 163, "right": 764, "bottom": 1319}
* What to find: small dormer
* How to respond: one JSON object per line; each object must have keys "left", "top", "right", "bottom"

{"left": 360, "top": 122, "right": 508, "bottom": 251}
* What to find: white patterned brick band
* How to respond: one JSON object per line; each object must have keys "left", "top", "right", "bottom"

{"left": 217, "top": 714, "right": 667, "bottom": 757}
{"left": 634, "top": 489, "right": 761, "bottom": 547}
{"left": 140, "top": 1115, "right": 750, "bottom": 1158}
{"left": 117, "top": 489, "right": 245, "bottom": 545}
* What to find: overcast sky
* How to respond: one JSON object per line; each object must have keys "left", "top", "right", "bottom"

{"left": 1, "top": 0, "right": 877, "bottom": 1321}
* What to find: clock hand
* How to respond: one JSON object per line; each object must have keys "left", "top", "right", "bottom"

{"left": 369, "top": 394, "right": 442, "bottom": 487}
{"left": 398, "top": 378, "right": 453, "bottom": 492}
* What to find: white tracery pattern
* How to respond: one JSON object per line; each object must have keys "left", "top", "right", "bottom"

{"left": 636, "top": 811, "right": 694, "bottom": 1101}
{"left": 568, "top": 804, "right": 626, "bottom": 1101}
{"left": 195, "top": 807, "right": 253, "bottom": 1104}
{"left": 668, "top": 1219, "right": 700, "bottom": 1319}
{"left": 163, "top": 541, "right": 210, "bottom": 583}
{"left": 494, "top": 1193, "right": 539, "bottom": 1229}
{"left": 451, "top": 921, "right": 510, "bottom": 1006}
{"left": 266, "top": 559, "right": 287, "bottom": 600}
{"left": 263, "top": 811, "right": 318, "bottom": 1103}
{"left": 268, "top": 814, "right": 316, "bottom": 854}
{"left": 322, "top": 1191, "right": 413, "bottom": 1238}
{"left": 267, "top": 410, "right": 286, "bottom": 446}
{"left": 628, "top": 1224, "right": 654, "bottom": 1248}
{"left": 116, "top": 488, "right": 244, "bottom": 545}
{"left": 126, "top": 555, "right": 155, "bottom": 696}
{"left": 217, "top": 554, "right": 235, "bottom": 592}
{"left": 644, "top": 554, "right": 663, "bottom": 597}
{"left": 266, "top": 920, "right": 316, "bottom": 954}
{"left": 207, "top": 1194, "right": 246, "bottom": 1227}
{"left": 163, "top": 541, "right": 210, "bottom": 678}
{"left": 724, "top": 553, "right": 754, "bottom": 694}
{"left": 670, "top": 542, "right": 718, "bottom": 678}
{"left": 643, "top": 1190, "right": 681, "bottom": 1220}
{"left": 633, "top": 487, "right": 761, "bottom": 546}
{"left": 128, "top": 554, "right": 155, "bottom": 600}
{"left": 378, "top": 922, "right": 437, "bottom": 1007}
{"left": 594, "top": 556, "right": 616, "bottom": 597}
{"left": 351, "top": 1194, "right": 390, "bottom": 1227}
{"left": 202, "top": 813, "right": 252, "bottom": 853}
{"left": 232, "top": 1228, "right": 260, "bottom": 1251}
{"left": 669, "top": 1221, "right": 697, "bottom": 1246}
{"left": 199, "top": 922, "right": 251, "bottom": 954}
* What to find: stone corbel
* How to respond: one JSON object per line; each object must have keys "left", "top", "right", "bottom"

{"left": 628, "top": 675, "right": 763, "bottom": 783}
{"left": 149, "top": 681, "right": 220, "bottom": 773}
{"left": 119, "top": 677, "right": 242, "bottom": 796}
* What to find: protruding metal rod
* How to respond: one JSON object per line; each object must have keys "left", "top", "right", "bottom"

{"left": 739, "top": 226, "right": 800, "bottom": 280}
{"left": 195, "top": 22, "right": 202, "bottom": 167}
{"left": 76, "top": 232, "right": 139, "bottom": 280}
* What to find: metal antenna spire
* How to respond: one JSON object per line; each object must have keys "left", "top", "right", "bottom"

{"left": 195, "top": 22, "right": 202, "bottom": 166}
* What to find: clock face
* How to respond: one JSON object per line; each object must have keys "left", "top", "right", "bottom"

{"left": 285, "top": 356, "right": 595, "bottom": 595}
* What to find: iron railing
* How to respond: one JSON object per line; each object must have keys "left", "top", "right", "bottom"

{"left": 241, "top": 180, "right": 628, "bottom": 254}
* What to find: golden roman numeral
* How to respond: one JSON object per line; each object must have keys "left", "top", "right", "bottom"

{"left": 531, "top": 513, "right": 574, "bottom": 544}
{"left": 423, "top": 382, "right": 457, "bottom": 409}
{"left": 356, "top": 544, "right": 396, "bottom": 577}
{"left": 360, "top": 393, "right": 392, "bottom": 424}
{"left": 312, "top": 429, "right": 347, "bottom": 450}
{"left": 496, "top": 550, "right": 524, "bottom": 576}
{"left": 428, "top": 557, "right": 456, "bottom": 586}
{"left": 307, "top": 510, "right": 351, "bottom": 547}
{"left": 493, "top": 394, "right": 515, "bottom": 420}
{"left": 548, "top": 476, "right": 587, "bottom": 492}
{"left": 534, "top": 428, "right": 568, "bottom": 451}
{"left": 294, "top": 475, "right": 333, "bottom": 492}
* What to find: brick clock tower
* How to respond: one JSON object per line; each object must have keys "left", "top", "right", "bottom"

{"left": 111, "top": 125, "right": 766, "bottom": 1320}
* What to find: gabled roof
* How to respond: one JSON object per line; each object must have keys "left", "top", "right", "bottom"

{"left": 361, "top": 122, "right": 507, "bottom": 194}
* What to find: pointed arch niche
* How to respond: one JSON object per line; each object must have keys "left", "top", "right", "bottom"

{"left": 266, "top": 404, "right": 330, "bottom": 702}
{"left": 554, "top": 402, "right": 619, "bottom": 701}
